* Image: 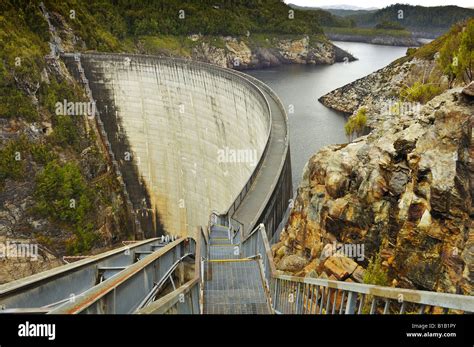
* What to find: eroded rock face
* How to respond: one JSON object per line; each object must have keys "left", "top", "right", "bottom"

{"left": 275, "top": 89, "right": 473, "bottom": 295}
{"left": 191, "top": 35, "right": 355, "bottom": 69}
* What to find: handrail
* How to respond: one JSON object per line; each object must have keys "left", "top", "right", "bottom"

{"left": 136, "top": 227, "right": 207, "bottom": 314}
{"left": 135, "top": 253, "right": 194, "bottom": 311}
{"left": 225, "top": 72, "right": 290, "bottom": 237}
{"left": 49, "top": 237, "right": 189, "bottom": 314}
{"left": 276, "top": 274, "right": 474, "bottom": 312}
{"left": 135, "top": 277, "right": 199, "bottom": 314}
{"left": 0, "top": 237, "right": 161, "bottom": 297}
{"left": 245, "top": 224, "right": 474, "bottom": 314}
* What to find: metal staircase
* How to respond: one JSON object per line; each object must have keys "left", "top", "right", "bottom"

{"left": 1, "top": 219, "right": 473, "bottom": 314}
{"left": 203, "top": 225, "right": 272, "bottom": 314}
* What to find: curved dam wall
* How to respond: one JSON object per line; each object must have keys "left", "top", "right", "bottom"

{"left": 65, "top": 54, "right": 271, "bottom": 237}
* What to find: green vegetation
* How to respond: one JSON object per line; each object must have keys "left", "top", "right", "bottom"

{"left": 0, "top": 138, "right": 28, "bottom": 188}
{"left": 323, "top": 26, "right": 411, "bottom": 38}
{"left": 363, "top": 251, "right": 389, "bottom": 286}
{"left": 0, "top": 3, "right": 49, "bottom": 122}
{"left": 139, "top": 35, "right": 196, "bottom": 57}
{"left": 345, "top": 107, "right": 368, "bottom": 139}
{"left": 398, "top": 18, "right": 473, "bottom": 104}
{"left": 360, "top": 250, "right": 390, "bottom": 314}
{"left": 348, "top": 4, "right": 474, "bottom": 32}
{"left": 375, "top": 20, "right": 405, "bottom": 31}
{"left": 438, "top": 19, "right": 474, "bottom": 86}
{"left": 34, "top": 160, "right": 97, "bottom": 253}
{"left": 41, "top": 0, "right": 325, "bottom": 47}
{"left": 0, "top": 86, "right": 38, "bottom": 121}
{"left": 30, "top": 143, "right": 58, "bottom": 165}
{"left": 400, "top": 81, "right": 443, "bottom": 104}
{"left": 50, "top": 115, "right": 81, "bottom": 148}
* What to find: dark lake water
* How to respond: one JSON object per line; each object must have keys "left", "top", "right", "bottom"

{"left": 245, "top": 41, "right": 408, "bottom": 190}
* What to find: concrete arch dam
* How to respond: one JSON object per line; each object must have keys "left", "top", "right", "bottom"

{"left": 64, "top": 53, "right": 292, "bottom": 238}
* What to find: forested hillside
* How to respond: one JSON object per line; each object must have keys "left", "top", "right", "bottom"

{"left": 0, "top": 0, "right": 348, "bottom": 282}
{"left": 349, "top": 4, "right": 474, "bottom": 32}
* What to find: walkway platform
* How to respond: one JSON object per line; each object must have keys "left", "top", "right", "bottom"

{"left": 203, "top": 225, "right": 272, "bottom": 314}
{"left": 231, "top": 79, "right": 288, "bottom": 235}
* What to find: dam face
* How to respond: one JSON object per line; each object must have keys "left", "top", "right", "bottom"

{"left": 68, "top": 54, "right": 272, "bottom": 237}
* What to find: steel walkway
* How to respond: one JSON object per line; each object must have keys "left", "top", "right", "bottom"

{"left": 203, "top": 225, "right": 272, "bottom": 314}
{"left": 230, "top": 82, "right": 288, "bottom": 236}
{"left": 1, "top": 222, "right": 473, "bottom": 314}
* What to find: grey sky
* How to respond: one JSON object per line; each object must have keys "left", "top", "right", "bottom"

{"left": 284, "top": 0, "right": 474, "bottom": 8}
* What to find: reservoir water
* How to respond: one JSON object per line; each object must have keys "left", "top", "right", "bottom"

{"left": 245, "top": 41, "right": 408, "bottom": 190}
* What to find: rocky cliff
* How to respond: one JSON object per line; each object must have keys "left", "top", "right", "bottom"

{"left": 273, "top": 87, "right": 473, "bottom": 294}
{"left": 274, "top": 23, "right": 474, "bottom": 295}
{"left": 189, "top": 35, "right": 356, "bottom": 69}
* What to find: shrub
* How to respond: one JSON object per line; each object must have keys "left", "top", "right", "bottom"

{"left": 437, "top": 19, "right": 474, "bottom": 86}
{"left": 50, "top": 115, "right": 80, "bottom": 148}
{"left": 400, "top": 81, "right": 442, "bottom": 104}
{"left": 406, "top": 47, "right": 417, "bottom": 56}
{"left": 0, "top": 138, "right": 28, "bottom": 187}
{"left": 34, "top": 160, "right": 99, "bottom": 254}
{"left": 30, "top": 143, "right": 57, "bottom": 165}
{"left": 363, "top": 251, "right": 389, "bottom": 286}
{"left": 34, "top": 160, "right": 93, "bottom": 225}
{"left": 0, "top": 87, "right": 38, "bottom": 121}
{"left": 66, "top": 223, "right": 98, "bottom": 255}
{"left": 345, "top": 107, "right": 368, "bottom": 139}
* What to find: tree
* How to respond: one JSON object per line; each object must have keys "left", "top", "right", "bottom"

{"left": 458, "top": 20, "right": 474, "bottom": 82}
{"left": 438, "top": 32, "right": 461, "bottom": 87}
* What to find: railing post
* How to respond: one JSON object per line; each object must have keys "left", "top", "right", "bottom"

{"left": 273, "top": 278, "right": 279, "bottom": 312}
{"left": 345, "top": 291, "right": 357, "bottom": 314}
{"left": 295, "top": 283, "right": 301, "bottom": 314}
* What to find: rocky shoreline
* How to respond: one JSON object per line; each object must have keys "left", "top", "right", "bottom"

{"left": 326, "top": 33, "right": 420, "bottom": 47}
{"left": 188, "top": 35, "right": 357, "bottom": 70}
{"left": 318, "top": 56, "right": 437, "bottom": 128}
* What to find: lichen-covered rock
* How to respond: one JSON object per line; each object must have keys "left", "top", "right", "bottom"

{"left": 276, "top": 254, "right": 308, "bottom": 272}
{"left": 276, "top": 88, "right": 473, "bottom": 295}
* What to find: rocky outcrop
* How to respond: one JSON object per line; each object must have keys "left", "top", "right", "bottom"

{"left": 274, "top": 88, "right": 473, "bottom": 295}
{"left": 326, "top": 33, "right": 420, "bottom": 47}
{"left": 318, "top": 57, "right": 441, "bottom": 127}
{"left": 190, "top": 35, "right": 356, "bottom": 69}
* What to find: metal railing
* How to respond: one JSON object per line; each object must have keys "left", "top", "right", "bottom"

{"left": 239, "top": 224, "right": 474, "bottom": 315}
{"left": 271, "top": 275, "right": 474, "bottom": 314}
{"left": 240, "top": 224, "right": 276, "bottom": 300}
{"left": 0, "top": 238, "right": 167, "bottom": 311}
{"left": 140, "top": 220, "right": 474, "bottom": 315}
{"left": 49, "top": 238, "right": 195, "bottom": 314}
{"left": 136, "top": 227, "right": 208, "bottom": 314}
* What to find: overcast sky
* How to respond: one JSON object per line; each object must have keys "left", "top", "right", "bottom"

{"left": 284, "top": 0, "right": 473, "bottom": 8}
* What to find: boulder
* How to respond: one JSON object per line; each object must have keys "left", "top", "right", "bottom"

{"left": 323, "top": 256, "right": 359, "bottom": 280}
{"left": 276, "top": 254, "right": 308, "bottom": 272}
